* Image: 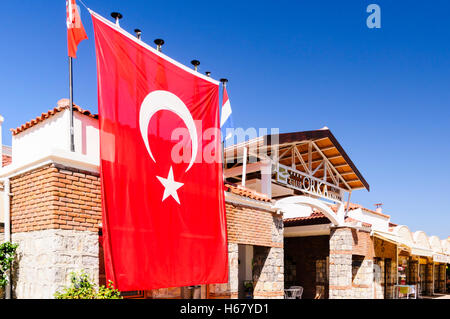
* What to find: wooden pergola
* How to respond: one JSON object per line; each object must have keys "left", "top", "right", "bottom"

{"left": 224, "top": 128, "right": 369, "bottom": 202}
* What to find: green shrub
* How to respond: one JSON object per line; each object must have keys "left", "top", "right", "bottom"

{"left": 0, "top": 242, "right": 18, "bottom": 289}
{"left": 54, "top": 270, "right": 122, "bottom": 299}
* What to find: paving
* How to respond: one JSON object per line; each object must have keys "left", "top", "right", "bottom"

{"left": 421, "top": 293, "right": 450, "bottom": 299}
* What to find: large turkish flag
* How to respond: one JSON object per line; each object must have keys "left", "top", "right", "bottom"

{"left": 91, "top": 11, "right": 228, "bottom": 291}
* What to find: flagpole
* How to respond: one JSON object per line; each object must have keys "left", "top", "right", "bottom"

{"left": 69, "top": 56, "right": 75, "bottom": 152}
{"left": 220, "top": 78, "right": 228, "bottom": 175}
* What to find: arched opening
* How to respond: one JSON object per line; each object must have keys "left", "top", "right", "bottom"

{"left": 275, "top": 195, "right": 341, "bottom": 226}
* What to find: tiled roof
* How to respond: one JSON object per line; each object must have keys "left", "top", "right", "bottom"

{"left": 330, "top": 202, "right": 362, "bottom": 213}
{"left": 284, "top": 210, "right": 372, "bottom": 228}
{"left": 224, "top": 182, "right": 272, "bottom": 202}
{"left": 389, "top": 222, "right": 398, "bottom": 227}
{"left": 330, "top": 202, "right": 391, "bottom": 219}
{"left": 2, "top": 154, "right": 11, "bottom": 167}
{"left": 11, "top": 99, "right": 98, "bottom": 136}
{"left": 284, "top": 211, "right": 331, "bottom": 226}
{"left": 345, "top": 216, "right": 372, "bottom": 228}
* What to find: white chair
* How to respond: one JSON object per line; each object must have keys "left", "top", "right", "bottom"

{"left": 408, "top": 285, "right": 417, "bottom": 299}
{"left": 289, "top": 286, "right": 303, "bottom": 299}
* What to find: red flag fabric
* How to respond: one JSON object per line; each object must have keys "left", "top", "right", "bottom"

{"left": 66, "top": 0, "right": 87, "bottom": 58}
{"left": 91, "top": 11, "right": 228, "bottom": 291}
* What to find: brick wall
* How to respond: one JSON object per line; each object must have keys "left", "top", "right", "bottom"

{"left": 225, "top": 202, "right": 282, "bottom": 248}
{"left": 351, "top": 229, "right": 374, "bottom": 259}
{"left": 10, "top": 163, "right": 102, "bottom": 233}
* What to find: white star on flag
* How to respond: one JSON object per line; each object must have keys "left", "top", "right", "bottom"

{"left": 156, "top": 166, "right": 184, "bottom": 204}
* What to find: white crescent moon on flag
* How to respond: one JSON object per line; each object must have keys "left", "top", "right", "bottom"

{"left": 139, "top": 90, "right": 198, "bottom": 172}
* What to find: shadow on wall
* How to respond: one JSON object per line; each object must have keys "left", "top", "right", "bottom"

{"left": 11, "top": 249, "right": 22, "bottom": 299}
{"left": 252, "top": 246, "right": 269, "bottom": 289}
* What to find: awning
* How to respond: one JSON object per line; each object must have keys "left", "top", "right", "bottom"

{"left": 373, "top": 231, "right": 409, "bottom": 248}
{"left": 372, "top": 231, "right": 434, "bottom": 257}
{"left": 433, "top": 254, "right": 450, "bottom": 263}
{"left": 411, "top": 247, "right": 433, "bottom": 258}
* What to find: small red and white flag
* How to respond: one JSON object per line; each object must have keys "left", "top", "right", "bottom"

{"left": 220, "top": 86, "right": 233, "bottom": 141}
{"left": 66, "top": 0, "right": 88, "bottom": 58}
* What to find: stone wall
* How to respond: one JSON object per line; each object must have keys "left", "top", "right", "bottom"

{"left": 373, "top": 258, "right": 384, "bottom": 299}
{"left": 351, "top": 256, "right": 373, "bottom": 299}
{"left": 252, "top": 246, "right": 284, "bottom": 299}
{"left": 329, "top": 227, "right": 352, "bottom": 299}
{"left": 11, "top": 229, "right": 99, "bottom": 299}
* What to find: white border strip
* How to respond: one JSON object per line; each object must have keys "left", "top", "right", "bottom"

{"left": 0, "top": 148, "right": 99, "bottom": 179}
{"left": 89, "top": 9, "right": 220, "bottom": 86}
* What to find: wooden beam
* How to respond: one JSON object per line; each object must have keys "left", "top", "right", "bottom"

{"left": 311, "top": 141, "right": 351, "bottom": 191}
{"left": 294, "top": 146, "right": 310, "bottom": 174}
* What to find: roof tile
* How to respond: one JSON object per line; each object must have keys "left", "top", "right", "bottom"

{"left": 224, "top": 182, "right": 272, "bottom": 203}
{"left": 2, "top": 154, "right": 11, "bottom": 167}
{"left": 11, "top": 99, "right": 98, "bottom": 135}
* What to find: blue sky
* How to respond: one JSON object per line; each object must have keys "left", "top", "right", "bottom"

{"left": 0, "top": 0, "right": 449, "bottom": 238}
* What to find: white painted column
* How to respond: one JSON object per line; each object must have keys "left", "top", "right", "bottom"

{"left": 260, "top": 160, "right": 272, "bottom": 199}
{"left": 241, "top": 147, "right": 247, "bottom": 187}
{"left": 335, "top": 202, "right": 346, "bottom": 225}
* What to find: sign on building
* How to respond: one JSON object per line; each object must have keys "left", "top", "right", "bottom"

{"left": 274, "top": 163, "right": 344, "bottom": 203}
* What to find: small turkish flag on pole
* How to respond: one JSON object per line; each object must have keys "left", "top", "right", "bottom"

{"left": 66, "top": 0, "right": 87, "bottom": 152}
{"left": 66, "top": 0, "right": 87, "bottom": 58}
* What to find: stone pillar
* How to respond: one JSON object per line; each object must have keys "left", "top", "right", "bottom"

{"left": 252, "top": 246, "right": 284, "bottom": 299}
{"left": 329, "top": 227, "right": 353, "bottom": 299}
{"left": 228, "top": 243, "right": 239, "bottom": 299}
